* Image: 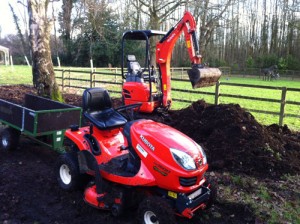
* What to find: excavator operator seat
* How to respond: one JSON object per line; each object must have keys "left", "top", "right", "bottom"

{"left": 127, "top": 55, "right": 141, "bottom": 75}
{"left": 126, "top": 55, "right": 143, "bottom": 82}
{"left": 82, "top": 88, "right": 127, "bottom": 130}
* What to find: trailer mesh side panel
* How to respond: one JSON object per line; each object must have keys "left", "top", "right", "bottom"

{"left": 36, "top": 110, "right": 81, "bottom": 133}
{"left": 0, "top": 100, "right": 23, "bottom": 129}
{"left": 24, "top": 94, "right": 73, "bottom": 110}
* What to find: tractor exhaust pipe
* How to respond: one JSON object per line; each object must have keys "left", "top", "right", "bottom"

{"left": 188, "top": 66, "right": 222, "bottom": 88}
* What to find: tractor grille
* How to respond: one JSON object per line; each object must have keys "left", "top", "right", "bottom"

{"left": 179, "top": 176, "right": 197, "bottom": 187}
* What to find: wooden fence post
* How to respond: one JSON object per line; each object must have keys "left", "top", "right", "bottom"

{"left": 10, "top": 56, "right": 14, "bottom": 71}
{"left": 93, "top": 72, "right": 96, "bottom": 87}
{"left": 279, "top": 87, "right": 287, "bottom": 126}
{"left": 61, "top": 70, "right": 64, "bottom": 92}
{"left": 68, "top": 69, "right": 71, "bottom": 88}
{"left": 25, "top": 56, "right": 30, "bottom": 67}
{"left": 181, "top": 68, "right": 184, "bottom": 79}
{"left": 215, "top": 81, "right": 220, "bottom": 105}
{"left": 90, "top": 59, "right": 94, "bottom": 72}
{"left": 57, "top": 57, "right": 61, "bottom": 68}
{"left": 90, "top": 72, "right": 93, "bottom": 88}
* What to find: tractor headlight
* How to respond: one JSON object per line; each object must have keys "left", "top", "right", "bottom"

{"left": 171, "top": 148, "right": 196, "bottom": 170}
{"left": 196, "top": 144, "right": 207, "bottom": 165}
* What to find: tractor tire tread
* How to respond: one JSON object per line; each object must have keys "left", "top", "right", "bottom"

{"left": 137, "top": 195, "right": 176, "bottom": 224}
{"left": 56, "top": 152, "right": 81, "bottom": 191}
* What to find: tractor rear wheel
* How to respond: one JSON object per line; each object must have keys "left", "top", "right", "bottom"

{"left": 0, "top": 127, "right": 21, "bottom": 151}
{"left": 137, "top": 196, "right": 176, "bottom": 224}
{"left": 56, "top": 152, "right": 81, "bottom": 191}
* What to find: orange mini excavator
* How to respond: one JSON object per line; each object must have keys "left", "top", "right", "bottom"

{"left": 121, "top": 11, "right": 221, "bottom": 113}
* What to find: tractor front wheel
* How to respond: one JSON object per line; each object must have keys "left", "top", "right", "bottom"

{"left": 137, "top": 196, "right": 176, "bottom": 224}
{"left": 56, "top": 153, "right": 81, "bottom": 191}
{"left": 0, "top": 127, "right": 21, "bottom": 151}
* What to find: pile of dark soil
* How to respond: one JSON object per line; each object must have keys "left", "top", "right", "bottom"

{"left": 0, "top": 85, "right": 37, "bottom": 104}
{"left": 168, "top": 100, "right": 300, "bottom": 177}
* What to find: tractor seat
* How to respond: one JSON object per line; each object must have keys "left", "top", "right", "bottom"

{"left": 82, "top": 88, "right": 127, "bottom": 130}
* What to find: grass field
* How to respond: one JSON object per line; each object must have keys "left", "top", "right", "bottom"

{"left": 0, "top": 65, "right": 32, "bottom": 85}
{"left": 1, "top": 65, "right": 299, "bottom": 131}
{"left": 171, "top": 75, "right": 300, "bottom": 131}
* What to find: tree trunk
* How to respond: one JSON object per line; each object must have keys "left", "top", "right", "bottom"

{"left": 149, "top": 12, "right": 160, "bottom": 66}
{"left": 261, "top": 0, "right": 268, "bottom": 55}
{"left": 62, "top": 0, "right": 73, "bottom": 41}
{"left": 198, "top": 0, "right": 232, "bottom": 57}
{"left": 28, "top": 0, "right": 62, "bottom": 101}
{"left": 134, "top": 0, "right": 142, "bottom": 30}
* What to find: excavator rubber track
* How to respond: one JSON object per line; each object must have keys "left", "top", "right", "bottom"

{"left": 188, "top": 67, "right": 222, "bottom": 88}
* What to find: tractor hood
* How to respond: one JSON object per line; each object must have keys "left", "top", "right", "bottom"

{"left": 130, "top": 120, "right": 199, "bottom": 153}
{"left": 127, "top": 119, "right": 207, "bottom": 175}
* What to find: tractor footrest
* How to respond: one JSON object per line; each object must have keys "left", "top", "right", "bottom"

{"left": 99, "top": 154, "right": 137, "bottom": 177}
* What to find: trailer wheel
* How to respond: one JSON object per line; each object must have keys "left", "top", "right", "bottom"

{"left": 137, "top": 196, "right": 176, "bottom": 224}
{"left": 56, "top": 153, "right": 81, "bottom": 191}
{"left": 0, "top": 127, "right": 20, "bottom": 151}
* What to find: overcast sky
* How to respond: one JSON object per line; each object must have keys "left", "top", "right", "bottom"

{"left": 0, "top": 0, "right": 19, "bottom": 36}
{"left": 0, "top": 0, "right": 61, "bottom": 38}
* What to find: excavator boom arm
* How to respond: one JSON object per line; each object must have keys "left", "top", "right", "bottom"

{"left": 156, "top": 11, "right": 221, "bottom": 108}
{"left": 157, "top": 11, "right": 202, "bottom": 65}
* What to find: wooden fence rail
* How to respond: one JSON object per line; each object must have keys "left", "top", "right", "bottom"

{"left": 170, "top": 67, "right": 300, "bottom": 79}
{"left": 54, "top": 69, "right": 300, "bottom": 127}
{"left": 215, "top": 82, "right": 300, "bottom": 126}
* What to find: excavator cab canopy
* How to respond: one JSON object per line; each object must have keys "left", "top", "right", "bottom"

{"left": 121, "top": 30, "right": 166, "bottom": 79}
{"left": 122, "top": 30, "right": 166, "bottom": 40}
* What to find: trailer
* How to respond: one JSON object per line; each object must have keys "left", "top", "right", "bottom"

{"left": 0, "top": 94, "right": 82, "bottom": 151}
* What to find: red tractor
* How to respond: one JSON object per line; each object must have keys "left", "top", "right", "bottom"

{"left": 56, "top": 87, "right": 215, "bottom": 223}
{"left": 122, "top": 11, "right": 221, "bottom": 113}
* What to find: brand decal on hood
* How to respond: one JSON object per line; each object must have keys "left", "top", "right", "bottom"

{"left": 140, "top": 135, "right": 155, "bottom": 151}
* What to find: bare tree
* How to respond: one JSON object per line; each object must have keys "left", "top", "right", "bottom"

{"left": 84, "top": 0, "right": 110, "bottom": 39}
{"left": 191, "top": 0, "right": 235, "bottom": 57}
{"left": 9, "top": 3, "right": 30, "bottom": 61}
{"left": 270, "top": 0, "right": 279, "bottom": 54}
{"left": 57, "top": 0, "right": 73, "bottom": 60}
{"left": 260, "top": 0, "right": 268, "bottom": 54}
{"left": 27, "top": 0, "right": 62, "bottom": 101}
{"left": 131, "top": 0, "right": 187, "bottom": 65}
{"left": 62, "top": 0, "right": 73, "bottom": 40}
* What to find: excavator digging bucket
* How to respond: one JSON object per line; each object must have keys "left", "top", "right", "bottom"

{"left": 187, "top": 67, "right": 222, "bottom": 88}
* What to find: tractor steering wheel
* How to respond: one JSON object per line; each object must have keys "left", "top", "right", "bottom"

{"left": 137, "top": 68, "right": 148, "bottom": 78}
{"left": 116, "top": 103, "right": 142, "bottom": 121}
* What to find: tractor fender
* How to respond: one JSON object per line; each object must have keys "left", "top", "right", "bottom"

{"left": 78, "top": 150, "right": 103, "bottom": 194}
{"left": 65, "top": 129, "right": 91, "bottom": 151}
